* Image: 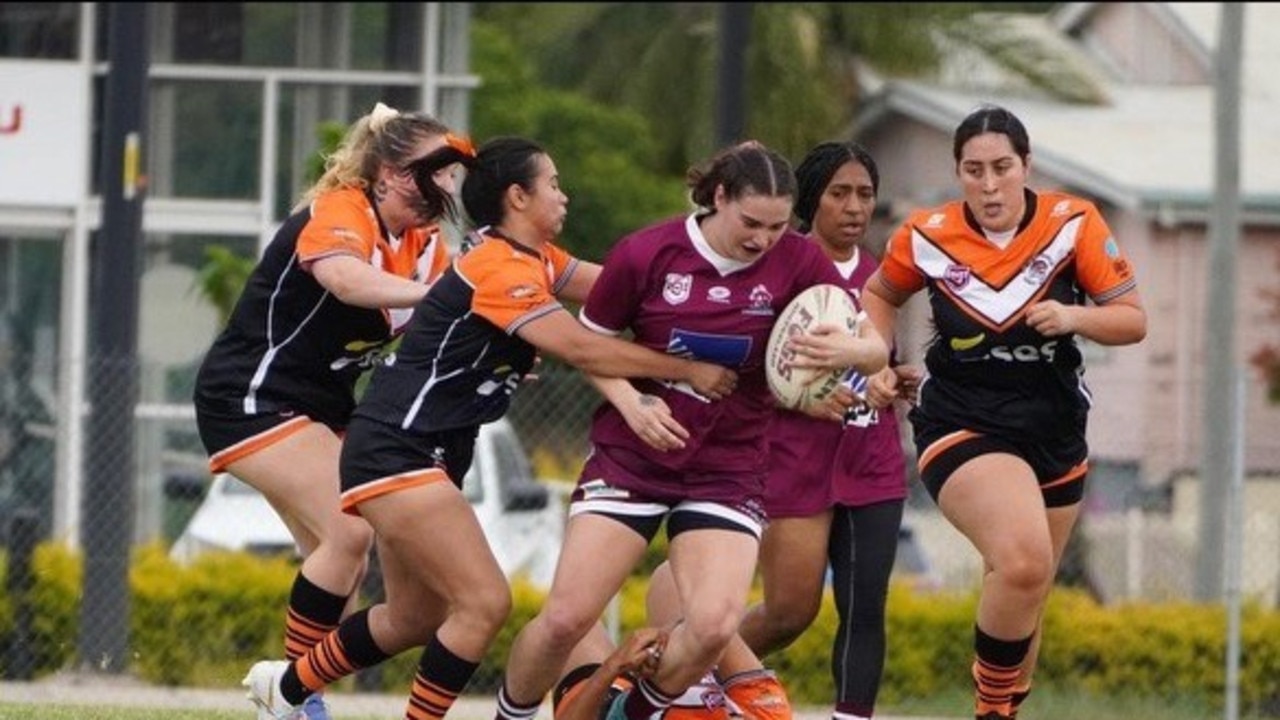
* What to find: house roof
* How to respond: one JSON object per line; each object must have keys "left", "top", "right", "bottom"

{"left": 856, "top": 3, "right": 1280, "bottom": 218}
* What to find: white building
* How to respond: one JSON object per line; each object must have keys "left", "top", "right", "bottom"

{"left": 0, "top": 3, "right": 476, "bottom": 546}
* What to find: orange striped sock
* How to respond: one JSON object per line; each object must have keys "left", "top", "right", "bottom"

{"left": 283, "top": 572, "right": 346, "bottom": 660}
{"left": 291, "top": 608, "right": 389, "bottom": 694}
{"left": 405, "top": 634, "right": 480, "bottom": 720}
{"left": 971, "top": 626, "right": 1031, "bottom": 719}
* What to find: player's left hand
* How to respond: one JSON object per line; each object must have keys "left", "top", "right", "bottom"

{"left": 608, "top": 627, "right": 669, "bottom": 678}
{"left": 1026, "top": 300, "right": 1078, "bottom": 337}
{"left": 785, "top": 322, "right": 857, "bottom": 371}
{"left": 799, "top": 384, "right": 855, "bottom": 422}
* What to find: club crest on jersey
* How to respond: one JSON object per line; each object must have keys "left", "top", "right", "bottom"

{"left": 743, "top": 284, "right": 775, "bottom": 315}
{"left": 944, "top": 263, "right": 971, "bottom": 290}
{"left": 1023, "top": 254, "right": 1053, "bottom": 285}
{"left": 663, "top": 273, "right": 692, "bottom": 305}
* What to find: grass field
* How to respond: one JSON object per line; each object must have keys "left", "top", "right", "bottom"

{"left": 0, "top": 689, "right": 1259, "bottom": 720}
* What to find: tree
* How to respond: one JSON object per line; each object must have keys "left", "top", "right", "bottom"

{"left": 469, "top": 20, "right": 688, "bottom": 261}
{"left": 474, "top": 3, "right": 1077, "bottom": 171}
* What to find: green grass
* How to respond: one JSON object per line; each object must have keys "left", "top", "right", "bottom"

{"left": 0, "top": 706, "right": 383, "bottom": 720}
{"left": 0, "top": 708, "right": 244, "bottom": 720}
{"left": 884, "top": 685, "right": 1250, "bottom": 720}
{"left": 3, "top": 691, "right": 1271, "bottom": 720}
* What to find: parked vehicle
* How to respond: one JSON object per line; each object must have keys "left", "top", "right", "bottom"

{"left": 167, "top": 418, "right": 568, "bottom": 588}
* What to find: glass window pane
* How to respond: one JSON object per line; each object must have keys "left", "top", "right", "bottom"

{"left": 131, "top": 3, "right": 422, "bottom": 71}
{"left": 273, "top": 84, "right": 420, "bottom": 220}
{"left": 146, "top": 80, "right": 262, "bottom": 200}
{"left": 0, "top": 4, "right": 78, "bottom": 59}
{"left": 0, "top": 233, "right": 62, "bottom": 539}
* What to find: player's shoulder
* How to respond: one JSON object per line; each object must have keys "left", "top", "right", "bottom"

{"left": 901, "top": 199, "right": 965, "bottom": 234}
{"left": 311, "top": 186, "right": 373, "bottom": 218}
{"left": 1034, "top": 189, "right": 1102, "bottom": 220}
{"left": 604, "top": 215, "right": 690, "bottom": 265}
{"left": 622, "top": 215, "right": 689, "bottom": 247}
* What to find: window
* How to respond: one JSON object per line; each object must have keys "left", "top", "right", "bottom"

{"left": 0, "top": 4, "right": 77, "bottom": 59}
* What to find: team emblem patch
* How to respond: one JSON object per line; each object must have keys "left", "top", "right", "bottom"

{"left": 1023, "top": 254, "right": 1052, "bottom": 285}
{"left": 663, "top": 273, "right": 692, "bottom": 305}
{"left": 944, "top": 263, "right": 971, "bottom": 290}
{"left": 745, "top": 284, "right": 774, "bottom": 315}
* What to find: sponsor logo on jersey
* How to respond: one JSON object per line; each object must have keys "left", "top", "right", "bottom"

{"left": 668, "top": 329, "right": 752, "bottom": 366}
{"left": 707, "top": 286, "right": 731, "bottom": 303}
{"left": 578, "top": 478, "right": 631, "bottom": 500}
{"left": 507, "top": 284, "right": 537, "bottom": 299}
{"left": 924, "top": 213, "right": 946, "bottom": 228}
{"left": 957, "top": 340, "right": 1060, "bottom": 364}
{"left": 663, "top": 273, "right": 692, "bottom": 305}
{"left": 949, "top": 333, "right": 987, "bottom": 351}
{"left": 332, "top": 227, "right": 365, "bottom": 247}
{"left": 1050, "top": 200, "right": 1072, "bottom": 217}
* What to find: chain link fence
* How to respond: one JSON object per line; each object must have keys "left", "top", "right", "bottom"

{"left": 2, "top": 348, "right": 1279, "bottom": 708}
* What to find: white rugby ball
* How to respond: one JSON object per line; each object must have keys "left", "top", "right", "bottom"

{"left": 765, "top": 283, "right": 860, "bottom": 411}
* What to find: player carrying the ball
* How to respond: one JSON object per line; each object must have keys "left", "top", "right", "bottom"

{"left": 493, "top": 141, "right": 887, "bottom": 720}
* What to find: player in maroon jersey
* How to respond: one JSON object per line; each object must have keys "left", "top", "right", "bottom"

{"left": 241, "top": 136, "right": 737, "bottom": 720}
{"left": 738, "top": 141, "right": 915, "bottom": 720}
{"left": 494, "top": 141, "right": 889, "bottom": 720}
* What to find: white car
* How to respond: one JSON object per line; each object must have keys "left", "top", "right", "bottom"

{"left": 168, "top": 418, "right": 568, "bottom": 588}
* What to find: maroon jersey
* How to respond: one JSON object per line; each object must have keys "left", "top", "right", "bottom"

{"left": 580, "top": 214, "right": 846, "bottom": 490}
{"left": 765, "top": 245, "right": 907, "bottom": 517}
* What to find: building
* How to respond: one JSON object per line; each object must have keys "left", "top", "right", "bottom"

{"left": 0, "top": 3, "right": 476, "bottom": 546}
{"left": 854, "top": 2, "right": 1280, "bottom": 602}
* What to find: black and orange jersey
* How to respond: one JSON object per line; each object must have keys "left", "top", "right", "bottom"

{"left": 877, "top": 189, "right": 1137, "bottom": 441}
{"left": 353, "top": 230, "right": 581, "bottom": 433}
{"left": 194, "top": 187, "right": 449, "bottom": 429}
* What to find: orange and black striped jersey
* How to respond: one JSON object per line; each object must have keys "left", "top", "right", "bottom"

{"left": 194, "top": 187, "right": 449, "bottom": 428}
{"left": 353, "top": 230, "right": 581, "bottom": 433}
{"left": 878, "top": 189, "right": 1137, "bottom": 440}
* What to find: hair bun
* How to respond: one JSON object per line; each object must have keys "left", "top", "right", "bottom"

{"left": 369, "top": 102, "right": 400, "bottom": 133}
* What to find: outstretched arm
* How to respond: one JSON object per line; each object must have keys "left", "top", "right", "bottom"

{"left": 518, "top": 309, "right": 737, "bottom": 401}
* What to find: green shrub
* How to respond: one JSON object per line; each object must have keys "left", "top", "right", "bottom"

{"left": 3, "top": 540, "right": 1280, "bottom": 716}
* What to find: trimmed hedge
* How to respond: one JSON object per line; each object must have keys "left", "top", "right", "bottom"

{"left": 2, "top": 542, "right": 1278, "bottom": 715}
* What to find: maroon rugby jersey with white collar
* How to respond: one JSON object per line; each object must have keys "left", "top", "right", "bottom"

{"left": 580, "top": 213, "right": 847, "bottom": 475}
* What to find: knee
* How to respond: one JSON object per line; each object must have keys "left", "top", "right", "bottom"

{"left": 330, "top": 515, "right": 375, "bottom": 561}
{"left": 994, "top": 545, "right": 1055, "bottom": 595}
{"left": 683, "top": 600, "right": 746, "bottom": 658}
{"left": 538, "top": 602, "right": 602, "bottom": 650}
{"left": 764, "top": 597, "right": 820, "bottom": 644}
{"left": 456, "top": 579, "right": 513, "bottom": 640}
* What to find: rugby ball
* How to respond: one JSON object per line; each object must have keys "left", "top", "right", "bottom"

{"left": 765, "top": 284, "right": 860, "bottom": 410}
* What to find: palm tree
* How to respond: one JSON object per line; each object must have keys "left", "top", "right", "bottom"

{"left": 474, "top": 3, "right": 1094, "bottom": 169}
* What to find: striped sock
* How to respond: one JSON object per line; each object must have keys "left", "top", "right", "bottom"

{"left": 495, "top": 684, "right": 542, "bottom": 720}
{"left": 624, "top": 678, "right": 678, "bottom": 720}
{"left": 284, "top": 571, "right": 346, "bottom": 660}
{"left": 405, "top": 634, "right": 480, "bottom": 720}
{"left": 971, "top": 625, "right": 1031, "bottom": 719}
{"left": 283, "top": 608, "right": 390, "bottom": 704}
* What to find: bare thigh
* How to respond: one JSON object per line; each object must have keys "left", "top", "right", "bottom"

{"left": 360, "top": 479, "right": 509, "bottom": 657}
{"left": 226, "top": 423, "right": 362, "bottom": 556}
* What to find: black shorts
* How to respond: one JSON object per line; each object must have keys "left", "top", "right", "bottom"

{"left": 195, "top": 401, "right": 330, "bottom": 473}
{"left": 913, "top": 419, "right": 1087, "bottom": 508}
{"left": 339, "top": 415, "right": 478, "bottom": 502}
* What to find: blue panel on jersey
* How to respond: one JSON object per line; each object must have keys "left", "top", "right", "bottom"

{"left": 668, "top": 329, "right": 752, "bottom": 366}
